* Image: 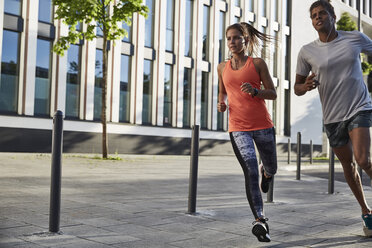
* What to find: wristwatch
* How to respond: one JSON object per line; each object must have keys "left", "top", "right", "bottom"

{"left": 253, "top": 88, "right": 259, "bottom": 97}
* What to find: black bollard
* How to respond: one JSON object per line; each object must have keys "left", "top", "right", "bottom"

{"left": 310, "top": 140, "right": 313, "bottom": 164}
{"left": 267, "top": 176, "right": 274, "bottom": 203}
{"left": 49, "top": 111, "right": 64, "bottom": 233}
{"left": 287, "top": 138, "right": 291, "bottom": 164}
{"left": 188, "top": 125, "right": 199, "bottom": 214}
{"left": 296, "top": 132, "right": 301, "bottom": 180}
{"left": 328, "top": 147, "right": 335, "bottom": 194}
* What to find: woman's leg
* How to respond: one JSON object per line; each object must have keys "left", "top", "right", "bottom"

{"left": 230, "top": 132, "right": 264, "bottom": 219}
{"left": 253, "top": 127, "right": 278, "bottom": 177}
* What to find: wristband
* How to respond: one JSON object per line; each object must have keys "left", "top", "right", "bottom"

{"left": 253, "top": 88, "right": 259, "bottom": 97}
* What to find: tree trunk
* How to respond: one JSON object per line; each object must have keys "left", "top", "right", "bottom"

{"left": 101, "top": 36, "right": 108, "bottom": 159}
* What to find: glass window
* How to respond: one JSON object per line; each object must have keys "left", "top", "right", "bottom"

{"left": 200, "top": 72, "right": 209, "bottom": 129}
{"left": 285, "top": 35, "right": 290, "bottom": 80}
{"left": 284, "top": 89, "right": 290, "bottom": 136}
{"left": 217, "top": 12, "right": 226, "bottom": 130}
{"left": 185, "top": 0, "right": 193, "bottom": 57}
{"left": 273, "top": 31, "right": 278, "bottom": 77}
{"left": 163, "top": 64, "right": 173, "bottom": 126}
{"left": 284, "top": 0, "right": 291, "bottom": 26}
{"left": 4, "top": 0, "right": 22, "bottom": 16}
{"left": 260, "top": 27, "right": 267, "bottom": 58}
{"left": 96, "top": 23, "right": 103, "bottom": 37}
{"left": 119, "top": 54, "right": 131, "bottom": 122}
{"left": 34, "top": 39, "right": 52, "bottom": 116}
{"left": 122, "top": 20, "right": 132, "bottom": 43}
{"left": 0, "top": 30, "right": 20, "bottom": 113}
{"left": 142, "top": 59, "right": 153, "bottom": 124}
{"left": 65, "top": 44, "right": 81, "bottom": 118}
{"left": 219, "top": 11, "right": 225, "bottom": 63}
{"left": 166, "top": 0, "right": 174, "bottom": 52}
{"left": 234, "top": 16, "right": 240, "bottom": 24}
{"left": 38, "top": 0, "right": 53, "bottom": 23}
{"left": 261, "top": 0, "right": 267, "bottom": 17}
{"left": 272, "top": 95, "right": 277, "bottom": 128}
{"left": 145, "top": 0, "right": 155, "bottom": 48}
{"left": 235, "top": 0, "right": 241, "bottom": 7}
{"left": 183, "top": 68, "right": 192, "bottom": 128}
{"left": 247, "top": 0, "right": 254, "bottom": 12}
{"left": 273, "top": 0, "right": 279, "bottom": 21}
{"left": 94, "top": 49, "right": 103, "bottom": 120}
{"left": 202, "top": 5, "right": 210, "bottom": 61}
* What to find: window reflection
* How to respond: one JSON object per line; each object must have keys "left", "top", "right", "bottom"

{"left": 202, "top": 5, "right": 210, "bottom": 61}
{"left": 34, "top": 39, "right": 52, "bottom": 116}
{"left": 201, "top": 72, "right": 209, "bottom": 129}
{"left": 65, "top": 44, "right": 81, "bottom": 118}
{"left": 122, "top": 19, "right": 132, "bottom": 42}
{"left": 166, "top": 0, "right": 174, "bottom": 52}
{"left": 185, "top": 0, "right": 193, "bottom": 57}
{"left": 4, "top": 0, "right": 21, "bottom": 16}
{"left": 261, "top": 0, "right": 267, "bottom": 17}
{"left": 38, "top": 0, "right": 53, "bottom": 23}
{"left": 183, "top": 68, "right": 192, "bottom": 128}
{"left": 163, "top": 64, "right": 172, "bottom": 126}
{"left": 94, "top": 49, "right": 103, "bottom": 120}
{"left": 247, "top": 0, "right": 254, "bottom": 12}
{"left": 119, "top": 55, "right": 131, "bottom": 122}
{"left": 217, "top": 11, "right": 225, "bottom": 130}
{"left": 142, "top": 60, "right": 153, "bottom": 124}
{"left": 0, "top": 30, "right": 20, "bottom": 113}
{"left": 145, "top": 0, "right": 155, "bottom": 48}
{"left": 218, "top": 11, "right": 225, "bottom": 63}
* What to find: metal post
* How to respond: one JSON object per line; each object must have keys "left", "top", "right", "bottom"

{"left": 310, "top": 140, "right": 313, "bottom": 164}
{"left": 328, "top": 147, "right": 335, "bottom": 194}
{"left": 49, "top": 111, "right": 64, "bottom": 233}
{"left": 358, "top": 162, "right": 363, "bottom": 181}
{"left": 267, "top": 176, "right": 274, "bottom": 203}
{"left": 287, "top": 138, "right": 291, "bottom": 164}
{"left": 296, "top": 132, "right": 301, "bottom": 180}
{"left": 188, "top": 125, "right": 199, "bottom": 214}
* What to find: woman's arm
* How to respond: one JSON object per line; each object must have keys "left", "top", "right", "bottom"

{"left": 217, "top": 62, "right": 227, "bottom": 112}
{"left": 243, "top": 58, "right": 276, "bottom": 100}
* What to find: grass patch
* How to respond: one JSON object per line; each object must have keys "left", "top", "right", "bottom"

{"left": 92, "top": 155, "right": 122, "bottom": 161}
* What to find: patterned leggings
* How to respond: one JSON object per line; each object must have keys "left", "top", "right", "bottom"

{"left": 229, "top": 127, "right": 277, "bottom": 219}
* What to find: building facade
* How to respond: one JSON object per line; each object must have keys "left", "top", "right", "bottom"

{"left": 0, "top": 0, "right": 371, "bottom": 155}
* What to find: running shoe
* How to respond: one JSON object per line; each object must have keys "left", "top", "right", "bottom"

{"left": 252, "top": 219, "right": 270, "bottom": 242}
{"left": 260, "top": 165, "right": 272, "bottom": 193}
{"left": 362, "top": 213, "right": 372, "bottom": 237}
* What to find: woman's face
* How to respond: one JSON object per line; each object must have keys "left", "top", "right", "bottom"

{"left": 226, "top": 28, "right": 245, "bottom": 54}
{"left": 310, "top": 6, "right": 334, "bottom": 33}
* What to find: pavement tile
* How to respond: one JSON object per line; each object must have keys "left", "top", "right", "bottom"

{"left": 1, "top": 153, "right": 372, "bottom": 248}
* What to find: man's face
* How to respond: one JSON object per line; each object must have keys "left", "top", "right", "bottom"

{"left": 310, "top": 6, "right": 334, "bottom": 33}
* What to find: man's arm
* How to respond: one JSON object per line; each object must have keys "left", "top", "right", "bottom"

{"left": 294, "top": 73, "right": 319, "bottom": 96}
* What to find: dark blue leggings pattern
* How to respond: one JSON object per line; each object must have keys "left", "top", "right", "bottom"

{"left": 230, "top": 128, "right": 277, "bottom": 219}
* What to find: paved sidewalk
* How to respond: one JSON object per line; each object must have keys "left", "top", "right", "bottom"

{"left": 1, "top": 153, "right": 372, "bottom": 248}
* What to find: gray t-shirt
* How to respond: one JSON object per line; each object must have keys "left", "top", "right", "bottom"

{"left": 296, "top": 30, "right": 372, "bottom": 124}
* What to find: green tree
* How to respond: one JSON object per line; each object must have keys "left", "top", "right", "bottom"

{"left": 336, "top": 12, "right": 357, "bottom": 31}
{"left": 53, "top": 0, "right": 148, "bottom": 158}
{"left": 337, "top": 12, "right": 372, "bottom": 75}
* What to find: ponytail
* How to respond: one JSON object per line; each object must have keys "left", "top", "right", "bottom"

{"left": 240, "top": 22, "right": 273, "bottom": 57}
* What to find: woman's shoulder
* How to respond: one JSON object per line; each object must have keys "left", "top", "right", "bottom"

{"left": 251, "top": 57, "right": 268, "bottom": 69}
{"left": 217, "top": 60, "right": 228, "bottom": 72}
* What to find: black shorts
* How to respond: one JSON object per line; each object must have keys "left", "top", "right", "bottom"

{"left": 324, "top": 110, "right": 372, "bottom": 148}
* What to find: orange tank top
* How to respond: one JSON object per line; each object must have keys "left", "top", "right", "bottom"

{"left": 222, "top": 57, "right": 273, "bottom": 132}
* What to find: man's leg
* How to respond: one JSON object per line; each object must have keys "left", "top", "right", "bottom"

{"left": 333, "top": 141, "right": 371, "bottom": 215}
{"left": 349, "top": 127, "right": 372, "bottom": 178}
